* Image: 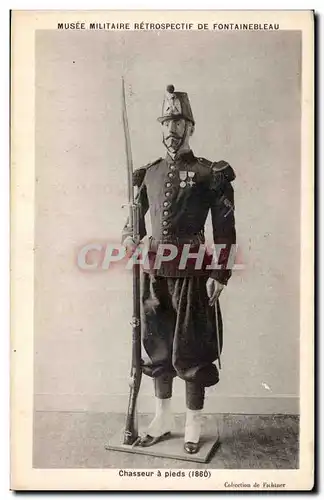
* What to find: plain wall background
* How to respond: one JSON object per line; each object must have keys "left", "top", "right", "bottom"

{"left": 34, "top": 30, "right": 301, "bottom": 414}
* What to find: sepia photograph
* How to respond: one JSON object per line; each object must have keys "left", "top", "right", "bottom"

{"left": 10, "top": 10, "right": 314, "bottom": 490}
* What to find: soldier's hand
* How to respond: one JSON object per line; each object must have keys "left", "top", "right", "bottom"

{"left": 206, "top": 278, "right": 225, "bottom": 307}
{"left": 123, "top": 236, "right": 138, "bottom": 256}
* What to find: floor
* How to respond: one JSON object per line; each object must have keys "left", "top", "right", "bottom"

{"left": 33, "top": 412, "right": 299, "bottom": 469}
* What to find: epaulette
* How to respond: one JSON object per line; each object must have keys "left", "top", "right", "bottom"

{"left": 197, "top": 157, "right": 235, "bottom": 183}
{"left": 210, "top": 160, "right": 236, "bottom": 184}
{"left": 144, "top": 157, "right": 163, "bottom": 170}
{"left": 132, "top": 158, "right": 162, "bottom": 186}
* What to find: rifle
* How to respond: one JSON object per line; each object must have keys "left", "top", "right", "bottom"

{"left": 121, "top": 77, "right": 143, "bottom": 445}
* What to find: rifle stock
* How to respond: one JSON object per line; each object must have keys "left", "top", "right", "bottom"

{"left": 123, "top": 252, "right": 142, "bottom": 445}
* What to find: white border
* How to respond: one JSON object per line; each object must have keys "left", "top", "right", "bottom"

{"left": 7, "top": 6, "right": 317, "bottom": 494}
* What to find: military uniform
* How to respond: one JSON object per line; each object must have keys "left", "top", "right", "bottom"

{"left": 122, "top": 150, "right": 236, "bottom": 404}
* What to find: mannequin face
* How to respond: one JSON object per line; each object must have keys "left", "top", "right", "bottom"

{"left": 161, "top": 118, "right": 189, "bottom": 154}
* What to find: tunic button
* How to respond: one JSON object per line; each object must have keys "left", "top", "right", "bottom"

{"left": 170, "top": 165, "right": 175, "bottom": 170}
{"left": 163, "top": 229, "right": 168, "bottom": 235}
{"left": 166, "top": 182, "right": 171, "bottom": 188}
{"left": 165, "top": 192, "right": 171, "bottom": 197}
{"left": 162, "top": 221, "right": 168, "bottom": 226}
{"left": 163, "top": 201, "right": 169, "bottom": 207}
{"left": 163, "top": 210, "right": 169, "bottom": 216}
{"left": 168, "top": 173, "right": 174, "bottom": 178}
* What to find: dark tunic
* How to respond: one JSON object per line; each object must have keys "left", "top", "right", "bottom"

{"left": 122, "top": 150, "right": 236, "bottom": 387}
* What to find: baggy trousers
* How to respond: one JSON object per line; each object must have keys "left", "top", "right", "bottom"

{"left": 141, "top": 273, "right": 223, "bottom": 410}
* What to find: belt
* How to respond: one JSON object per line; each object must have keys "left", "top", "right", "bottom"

{"left": 149, "top": 233, "right": 205, "bottom": 248}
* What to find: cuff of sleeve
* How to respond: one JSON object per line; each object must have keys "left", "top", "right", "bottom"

{"left": 121, "top": 231, "right": 132, "bottom": 245}
{"left": 210, "top": 269, "right": 232, "bottom": 285}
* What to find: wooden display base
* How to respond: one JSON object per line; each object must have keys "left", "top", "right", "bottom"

{"left": 105, "top": 428, "right": 220, "bottom": 463}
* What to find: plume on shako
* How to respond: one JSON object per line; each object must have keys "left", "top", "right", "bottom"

{"left": 157, "top": 85, "right": 195, "bottom": 125}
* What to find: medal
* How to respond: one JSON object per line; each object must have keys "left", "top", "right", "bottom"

{"left": 187, "top": 171, "right": 195, "bottom": 187}
{"left": 179, "top": 171, "right": 188, "bottom": 188}
{"left": 179, "top": 170, "right": 195, "bottom": 188}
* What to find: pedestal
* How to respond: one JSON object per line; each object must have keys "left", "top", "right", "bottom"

{"left": 105, "top": 427, "right": 220, "bottom": 464}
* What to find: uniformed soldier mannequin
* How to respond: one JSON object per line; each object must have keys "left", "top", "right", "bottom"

{"left": 122, "top": 85, "right": 236, "bottom": 454}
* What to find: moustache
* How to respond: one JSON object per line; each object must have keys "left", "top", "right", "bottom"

{"left": 165, "top": 134, "right": 181, "bottom": 141}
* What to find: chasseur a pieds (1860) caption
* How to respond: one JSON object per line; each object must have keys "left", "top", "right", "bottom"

{"left": 122, "top": 84, "right": 236, "bottom": 454}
